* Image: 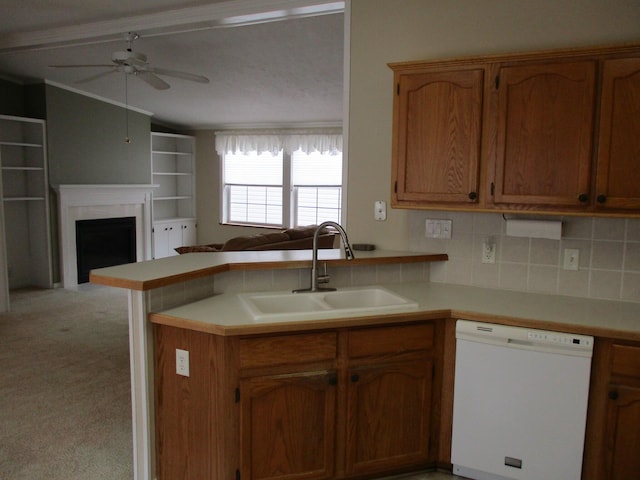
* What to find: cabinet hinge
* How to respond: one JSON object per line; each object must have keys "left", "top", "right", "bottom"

{"left": 490, "top": 182, "right": 495, "bottom": 196}
{"left": 236, "top": 469, "right": 241, "bottom": 480}
{"left": 495, "top": 75, "right": 500, "bottom": 90}
{"left": 235, "top": 387, "right": 240, "bottom": 403}
{"left": 397, "top": 83, "right": 400, "bottom": 95}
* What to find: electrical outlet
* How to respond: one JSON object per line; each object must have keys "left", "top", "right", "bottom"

{"left": 482, "top": 238, "right": 496, "bottom": 264}
{"left": 563, "top": 248, "right": 580, "bottom": 271}
{"left": 425, "top": 219, "right": 452, "bottom": 239}
{"left": 176, "top": 349, "right": 190, "bottom": 377}
{"left": 374, "top": 200, "right": 386, "bottom": 221}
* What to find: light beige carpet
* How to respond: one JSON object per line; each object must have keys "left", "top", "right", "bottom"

{"left": 0, "top": 285, "right": 133, "bottom": 480}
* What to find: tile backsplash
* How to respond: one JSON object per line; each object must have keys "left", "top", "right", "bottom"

{"left": 409, "top": 211, "right": 640, "bottom": 303}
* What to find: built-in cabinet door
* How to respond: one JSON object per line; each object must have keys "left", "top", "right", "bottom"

{"left": 181, "top": 219, "right": 197, "bottom": 248}
{"left": 344, "top": 359, "right": 433, "bottom": 476}
{"left": 239, "top": 371, "right": 337, "bottom": 480}
{"left": 153, "top": 221, "right": 181, "bottom": 258}
{"left": 595, "top": 57, "right": 640, "bottom": 210}
{"left": 493, "top": 60, "right": 597, "bottom": 207}
{"left": 153, "top": 219, "right": 195, "bottom": 258}
{"left": 604, "top": 385, "right": 640, "bottom": 479}
{"left": 392, "top": 68, "right": 484, "bottom": 205}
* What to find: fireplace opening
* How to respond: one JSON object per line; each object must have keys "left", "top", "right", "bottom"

{"left": 75, "top": 217, "right": 137, "bottom": 284}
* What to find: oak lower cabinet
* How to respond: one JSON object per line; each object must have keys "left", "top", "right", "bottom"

{"left": 153, "top": 320, "right": 443, "bottom": 480}
{"left": 240, "top": 371, "right": 337, "bottom": 480}
{"left": 583, "top": 340, "right": 640, "bottom": 480}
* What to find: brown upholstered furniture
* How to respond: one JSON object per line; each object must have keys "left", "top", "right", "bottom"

{"left": 174, "top": 225, "right": 336, "bottom": 254}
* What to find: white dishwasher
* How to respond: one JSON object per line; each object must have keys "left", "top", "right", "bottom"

{"left": 451, "top": 319, "right": 593, "bottom": 480}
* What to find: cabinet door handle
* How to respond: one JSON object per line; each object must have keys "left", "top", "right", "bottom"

{"left": 597, "top": 194, "right": 607, "bottom": 204}
{"left": 578, "top": 193, "right": 588, "bottom": 203}
{"left": 468, "top": 191, "right": 477, "bottom": 201}
{"left": 608, "top": 390, "right": 619, "bottom": 400}
{"left": 351, "top": 373, "right": 360, "bottom": 383}
{"left": 328, "top": 376, "right": 337, "bottom": 386}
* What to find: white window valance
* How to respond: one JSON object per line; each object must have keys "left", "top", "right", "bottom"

{"left": 215, "top": 128, "right": 343, "bottom": 156}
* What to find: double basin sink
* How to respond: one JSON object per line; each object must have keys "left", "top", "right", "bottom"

{"left": 238, "top": 286, "right": 419, "bottom": 322}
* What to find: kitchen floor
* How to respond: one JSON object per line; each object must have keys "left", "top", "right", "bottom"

{"left": 383, "top": 471, "right": 464, "bottom": 480}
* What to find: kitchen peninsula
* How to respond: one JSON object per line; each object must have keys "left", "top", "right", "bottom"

{"left": 90, "top": 248, "right": 447, "bottom": 480}
{"left": 91, "top": 248, "right": 640, "bottom": 480}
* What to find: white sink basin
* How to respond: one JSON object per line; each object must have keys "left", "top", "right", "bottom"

{"left": 238, "top": 286, "right": 419, "bottom": 322}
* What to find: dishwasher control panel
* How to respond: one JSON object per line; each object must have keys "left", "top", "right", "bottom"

{"left": 456, "top": 320, "right": 594, "bottom": 357}
{"left": 527, "top": 330, "right": 593, "bottom": 347}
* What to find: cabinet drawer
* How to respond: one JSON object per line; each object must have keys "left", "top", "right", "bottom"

{"left": 348, "top": 323, "right": 434, "bottom": 358}
{"left": 239, "top": 332, "right": 337, "bottom": 369}
{"left": 611, "top": 343, "right": 640, "bottom": 378}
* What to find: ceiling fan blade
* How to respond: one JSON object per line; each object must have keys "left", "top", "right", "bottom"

{"left": 49, "top": 64, "right": 114, "bottom": 68}
{"left": 75, "top": 69, "right": 118, "bottom": 84}
{"left": 146, "top": 66, "right": 210, "bottom": 84}
{"left": 136, "top": 71, "right": 170, "bottom": 90}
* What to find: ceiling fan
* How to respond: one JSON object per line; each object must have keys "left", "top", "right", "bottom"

{"left": 49, "top": 32, "right": 210, "bottom": 90}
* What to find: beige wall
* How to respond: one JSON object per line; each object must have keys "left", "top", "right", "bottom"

{"left": 346, "top": 0, "right": 640, "bottom": 250}
{"left": 196, "top": 0, "right": 640, "bottom": 249}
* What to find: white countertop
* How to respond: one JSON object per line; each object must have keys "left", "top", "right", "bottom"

{"left": 150, "top": 282, "right": 640, "bottom": 341}
{"left": 90, "top": 249, "right": 447, "bottom": 290}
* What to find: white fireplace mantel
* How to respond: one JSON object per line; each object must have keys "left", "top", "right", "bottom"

{"left": 55, "top": 184, "right": 156, "bottom": 288}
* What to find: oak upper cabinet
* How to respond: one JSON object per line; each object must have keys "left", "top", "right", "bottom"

{"left": 493, "top": 60, "right": 597, "bottom": 207}
{"left": 594, "top": 57, "right": 640, "bottom": 210}
{"left": 390, "top": 44, "right": 640, "bottom": 216}
{"left": 390, "top": 66, "right": 484, "bottom": 207}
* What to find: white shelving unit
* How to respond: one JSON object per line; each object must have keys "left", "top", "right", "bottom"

{"left": 151, "top": 132, "right": 196, "bottom": 258}
{"left": 0, "top": 114, "right": 53, "bottom": 311}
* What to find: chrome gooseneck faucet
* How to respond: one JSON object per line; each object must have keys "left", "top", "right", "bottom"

{"left": 294, "top": 221, "right": 355, "bottom": 293}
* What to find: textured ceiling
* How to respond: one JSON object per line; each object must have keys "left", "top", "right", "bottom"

{"left": 0, "top": 0, "right": 344, "bottom": 129}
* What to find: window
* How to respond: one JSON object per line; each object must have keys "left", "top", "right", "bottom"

{"left": 221, "top": 146, "right": 343, "bottom": 228}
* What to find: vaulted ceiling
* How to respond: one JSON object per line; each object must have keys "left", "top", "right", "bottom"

{"left": 0, "top": 0, "right": 345, "bottom": 129}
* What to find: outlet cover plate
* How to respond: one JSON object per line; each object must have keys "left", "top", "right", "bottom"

{"left": 563, "top": 248, "right": 580, "bottom": 271}
{"left": 425, "top": 219, "right": 452, "bottom": 239}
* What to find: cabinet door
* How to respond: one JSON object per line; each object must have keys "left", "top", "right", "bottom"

{"left": 344, "top": 359, "right": 433, "bottom": 476}
{"left": 604, "top": 385, "right": 640, "bottom": 479}
{"left": 181, "top": 219, "right": 197, "bottom": 247}
{"left": 493, "top": 61, "right": 596, "bottom": 206}
{"left": 392, "top": 68, "right": 484, "bottom": 205}
{"left": 595, "top": 57, "right": 640, "bottom": 209}
{"left": 240, "top": 371, "right": 337, "bottom": 480}
{"left": 153, "top": 221, "right": 183, "bottom": 258}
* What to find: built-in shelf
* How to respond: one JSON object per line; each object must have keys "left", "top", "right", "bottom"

{"left": 151, "top": 132, "right": 196, "bottom": 258}
{"left": 0, "top": 114, "right": 53, "bottom": 311}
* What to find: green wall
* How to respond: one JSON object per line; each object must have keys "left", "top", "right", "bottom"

{"left": 0, "top": 78, "right": 26, "bottom": 117}
{"left": 45, "top": 84, "right": 151, "bottom": 186}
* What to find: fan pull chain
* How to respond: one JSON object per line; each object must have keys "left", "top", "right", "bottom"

{"left": 124, "top": 72, "right": 131, "bottom": 144}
